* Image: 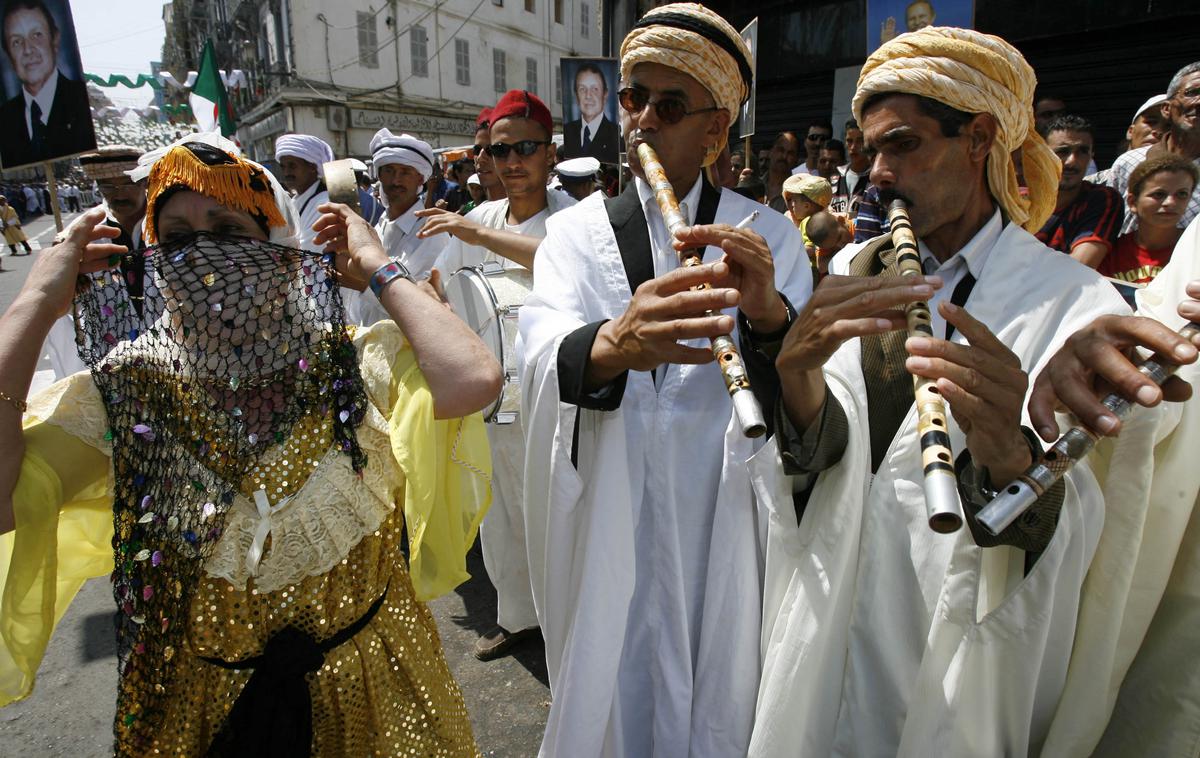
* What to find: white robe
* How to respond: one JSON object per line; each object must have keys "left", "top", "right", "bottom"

{"left": 437, "top": 190, "right": 575, "bottom": 634}
{"left": 375, "top": 199, "right": 446, "bottom": 280}
{"left": 750, "top": 222, "right": 1129, "bottom": 757}
{"left": 1040, "top": 214, "right": 1200, "bottom": 756}
{"left": 520, "top": 181, "right": 812, "bottom": 757}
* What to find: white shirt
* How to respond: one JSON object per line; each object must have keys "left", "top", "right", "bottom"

{"left": 790, "top": 162, "right": 820, "bottom": 176}
{"left": 291, "top": 180, "right": 328, "bottom": 252}
{"left": 23, "top": 70, "right": 58, "bottom": 139}
{"left": 918, "top": 208, "right": 1002, "bottom": 340}
{"left": 374, "top": 199, "right": 446, "bottom": 279}
{"left": 637, "top": 171, "right": 703, "bottom": 280}
{"left": 580, "top": 113, "right": 605, "bottom": 145}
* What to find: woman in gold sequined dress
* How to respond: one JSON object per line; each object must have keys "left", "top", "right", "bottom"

{"left": 0, "top": 135, "right": 500, "bottom": 756}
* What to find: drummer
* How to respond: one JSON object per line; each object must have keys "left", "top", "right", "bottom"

{"left": 555, "top": 156, "right": 603, "bottom": 201}
{"left": 423, "top": 89, "right": 575, "bottom": 662}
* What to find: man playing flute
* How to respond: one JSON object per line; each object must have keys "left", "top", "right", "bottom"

{"left": 751, "top": 28, "right": 1128, "bottom": 756}
{"left": 518, "top": 4, "right": 812, "bottom": 755}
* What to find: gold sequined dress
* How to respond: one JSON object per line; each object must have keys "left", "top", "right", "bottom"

{"left": 0, "top": 321, "right": 491, "bottom": 756}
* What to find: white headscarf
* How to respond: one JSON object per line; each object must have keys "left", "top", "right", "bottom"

{"left": 274, "top": 134, "right": 335, "bottom": 177}
{"left": 369, "top": 129, "right": 436, "bottom": 182}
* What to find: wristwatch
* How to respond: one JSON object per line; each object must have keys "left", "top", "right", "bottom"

{"left": 368, "top": 257, "right": 414, "bottom": 298}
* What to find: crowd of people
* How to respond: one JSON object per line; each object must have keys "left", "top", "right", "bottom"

{"left": 1, "top": 2, "right": 1200, "bottom": 756}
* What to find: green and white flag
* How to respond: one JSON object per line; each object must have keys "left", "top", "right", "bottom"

{"left": 189, "top": 40, "right": 236, "bottom": 136}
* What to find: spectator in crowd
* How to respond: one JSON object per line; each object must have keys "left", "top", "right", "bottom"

{"left": 462, "top": 173, "right": 484, "bottom": 213}
{"left": 555, "top": 156, "right": 602, "bottom": 201}
{"left": 273, "top": 133, "right": 333, "bottom": 252}
{"left": 1102, "top": 61, "right": 1200, "bottom": 236}
{"left": 734, "top": 172, "right": 766, "bottom": 203}
{"left": 1099, "top": 153, "right": 1199, "bottom": 289}
{"left": 757, "top": 147, "right": 771, "bottom": 175}
{"left": 818, "top": 138, "right": 850, "bottom": 213}
{"left": 842, "top": 118, "right": 873, "bottom": 217}
{"left": 442, "top": 159, "right": 472, "bottom": 212}
{"left": 764, "top": 130, "right": 802, "bottom": 213}
{"left": 1036, "top": 115, "right": 1123, "bottom": 267}
{"left": 853, "top": 184, "right": 891, "bottom": 242}
{"left": 0, "top": 195, "right": 30, "bottom": 263}
{"left": 355, "top": 166, "right": 384, "bottom": 225}
{"left": 805, "top": 209, "right": 853, "bottom": 279}
{"left": 22, "top": 184, "right": 37, "bottom": 217}
{"left": 730, "top": 150, "right": 745, "bottom": 176}
{"left": 782, "top": 172, "right": 832, "bottom": 267}
{"left": 1090, "top": 94, "right": 1169, "bottom": 185}
{"left": 1034, "top": 92, "right": 1068, "bottom": 136}
{"left": 792, "top": 119, "right": 833, "bottom": 176}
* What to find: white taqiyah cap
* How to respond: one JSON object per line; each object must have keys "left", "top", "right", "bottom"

{"left": 1133, "top": 94, "right": 1167, "bottom": 122}
{"left": 557, "top": 156, "right": 601, "bottom": 180}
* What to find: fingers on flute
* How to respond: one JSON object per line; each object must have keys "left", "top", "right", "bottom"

{"left": 822, "top": 280, "right": 936, "bottom": 321}
{"left": 1027, "top": 372, "right": 1066, "bottom": 442}
{"left": 645, "top": 314, "right": 735, "bottom": 341}
{"left": 661, "top": 343, "right": 719, "bottom": 365}
{"left": 654, "top": 288, "right": 739, "bottom": 316}
{"left": 650, "top": 262, "right": 727, "bottom": 294}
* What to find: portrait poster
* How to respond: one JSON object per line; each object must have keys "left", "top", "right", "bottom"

{"left": 0, "top": 0, "right": 96, "bottom": 170}
{"left": 559, "top": 57, "right": 620, "bottom": 165}
{"left": 738, "top": 18, "right": 757, "bottom": 140}
{"left": 866, "top": 0, "right": 975, "bottom": 56}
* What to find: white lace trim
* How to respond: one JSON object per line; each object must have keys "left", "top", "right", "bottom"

{"left": 202, "top": 404, "right": 398, "bottom": 592}
{"left": 26, "top": 371, "right": 113, "bottom": 454}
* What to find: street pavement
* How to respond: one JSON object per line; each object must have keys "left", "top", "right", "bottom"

{"left": 0, "top": 212, "right": 551, "bottom": 756}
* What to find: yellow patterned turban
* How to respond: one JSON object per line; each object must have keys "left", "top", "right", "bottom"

{"left": 852, "top": 27, "right": 1060, "bottom": 232}
{"left": 620, "top": 3, "right": 753, "bottom": 166}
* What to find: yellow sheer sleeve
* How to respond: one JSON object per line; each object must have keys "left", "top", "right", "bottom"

{"left": 355, "top": 322, "right": 492, "bottom": 601}
{"left": 0, "top": 373, "right": 114, "bottom": 707}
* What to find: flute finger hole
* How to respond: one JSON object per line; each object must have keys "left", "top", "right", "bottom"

{"left": 932, "top": 418, "right": 944, "bottom": 426}
{"left": 1007, "top": 485, "right": 1020, "bottom": 494}
{"left": 938, "top": 452, "right": 951, "bottom": 462}
{"left": 1044, "top": 451, "right": 1059, "bottom": 461}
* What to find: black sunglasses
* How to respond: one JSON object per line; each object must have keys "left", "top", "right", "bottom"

{"left": 617, "top": 87, "right": 721, "bottom": 125}
{"left": 473, "top": 144, "right": 486, "bottom": 157}
{"left": 485, "top": 140, "right": 550, "bottom": 159}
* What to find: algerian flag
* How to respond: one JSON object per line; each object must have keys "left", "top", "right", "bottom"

{"left": 189, "top": 40, "right": 236, "bottom": 137}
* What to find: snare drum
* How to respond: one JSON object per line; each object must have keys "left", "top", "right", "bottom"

{"left": 443, "top": 261, "right": 532, "bottom": 424}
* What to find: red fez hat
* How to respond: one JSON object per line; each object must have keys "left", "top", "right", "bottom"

{"left": 489, "top": 90, "right": 553, "bottom": 136}
{"left": 476, "top": 106, "right": 493, "bottom": 129}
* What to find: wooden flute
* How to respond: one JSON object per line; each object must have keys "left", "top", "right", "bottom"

{"left": 633, "top": 136, "right": 766, "bottom": 438}
{"left": 977, "top": 320, "right": 1200, "bottom": 535}
{"left": 887, "top": 199, "right": 964, "bottom": 533}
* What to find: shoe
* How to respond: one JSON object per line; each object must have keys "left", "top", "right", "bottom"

{"left": 473, "top": 625, "right": 540, "bottom": 661}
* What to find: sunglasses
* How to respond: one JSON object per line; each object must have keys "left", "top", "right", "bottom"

{"left": 485, "top": 140, "right": 550, "bottom": 159}
{"left": 617, "top": 87, "right": 721, "bottom": 125}
{"left": 473, "top": 144, "right": 486, "bottom": 157}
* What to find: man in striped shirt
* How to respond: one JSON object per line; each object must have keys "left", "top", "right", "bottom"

{"left": 1035, "top": 115, "right": 1122, "bottom": 268}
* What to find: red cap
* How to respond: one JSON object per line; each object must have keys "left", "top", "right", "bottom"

{"left": 489, "top": 90, "right": 553, "bottom": 137}
{"left": 476, "top": 106, "right": 493, "bottom": 129}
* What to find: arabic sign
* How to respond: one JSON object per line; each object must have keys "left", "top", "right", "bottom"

{"left": 349, "top": 108, "right": 476, "bottom": 137}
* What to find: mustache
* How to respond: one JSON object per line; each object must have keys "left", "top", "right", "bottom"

{"left": 877, "top": 188, "right": 916, "bottom": 209}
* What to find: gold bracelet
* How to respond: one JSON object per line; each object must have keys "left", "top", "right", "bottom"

{"left": 0, "top": 388, "right": 27, "bottom": 413}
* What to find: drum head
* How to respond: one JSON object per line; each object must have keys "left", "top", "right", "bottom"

{"left": 444, "top": 267, "right": 505, "bottom": 418}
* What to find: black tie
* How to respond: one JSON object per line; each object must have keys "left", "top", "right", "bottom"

{"left": 582, "top": 124, "right": 592, "bottom": 150}
{"left": 29, "top": 100, "right": 47, "bottom": 155}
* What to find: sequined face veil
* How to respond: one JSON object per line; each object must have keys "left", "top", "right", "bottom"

{"left": 73, "top": 232, "right": 367, "bottom": 751}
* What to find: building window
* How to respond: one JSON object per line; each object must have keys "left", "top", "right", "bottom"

{"left": 493, "top": 48, "right": 507, "bottom": 93}
{"left": 525, "top": 0, "right": 534, "bottom": 11}
{"left": 455, "top": 38, "right": 470, "bottom": 86}
{"left": 357, "top": 11, "right": 378, "bottom": 69}
{"left": 411, "top": 25, "right": 428, "bottom": 78}
{"left": 554, "top": 0, "right": 563, "bottom": 23}
{"left": 580, "top": 3, "right": 590, "bottom": 38}
{"left": 526, "top": 57, "right": 538, "bottom": 95}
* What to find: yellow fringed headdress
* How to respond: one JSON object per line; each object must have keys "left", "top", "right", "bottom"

{"left": 852, "top": 26, "right": 1061, "bottom": 232}
{"left": 144, "top": 144, "right": 288, "bottom": 244}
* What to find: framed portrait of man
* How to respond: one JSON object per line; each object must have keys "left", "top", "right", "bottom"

{"left": 867, "top": 0, "right": 975, "bottom": 55}
{"left": 0, "top": 0, "right": 96, "bottom": 170}
{"left": 559, "top": 57, "right": 621, "bottom": 165}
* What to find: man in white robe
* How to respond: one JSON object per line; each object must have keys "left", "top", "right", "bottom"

{"left": 44, "top": 145, "right": 146, "bottom": 379}
{"left": 274, "top": 134, "right": 332, "bottom": 252}
{"left": 1021, "top": 214, "right": 1200, "bottom": 756}
{"left": 426, "top": 89, "right": 575, "bottom": 661}
{"left": 369, "top": 130, "right": 445, "bottom": 280}
{"left": 520, "top": 5, "right": 812, "bottom": 755}
{"left": 750, "top": 28, "right": 1128, "bottom": 756}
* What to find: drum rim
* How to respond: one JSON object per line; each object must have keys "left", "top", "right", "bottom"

{"left": 446, "top": 265, "right": 508, "bottom": 422}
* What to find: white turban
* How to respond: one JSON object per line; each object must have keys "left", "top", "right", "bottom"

{"left": 852, "top": 26, "right": 1060, "bottom": 232}
{"left": 369, "top": 129, "right": 436, "bottom": 183}
{"left": 274, "top": 134, "right": 335, "bottom": 177}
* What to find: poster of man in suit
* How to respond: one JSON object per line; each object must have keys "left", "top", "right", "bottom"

{"left": 560, "top": 57, "right": 621, "bottom": 165}
{"left": 0, "top": 0, "right": 96, "bottom": 170}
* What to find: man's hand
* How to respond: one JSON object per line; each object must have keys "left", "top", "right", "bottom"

{"left": 674, "top": 223, "right": 785, "bottom": 332}
{"left": 905, "top": 301, "right": 1031, "bottom": 486}
{"left": 776, "top": 274, "right": 939, "bottom": 430}
{"left": 415, "top": 207, "right": 484, "bottom": 245}
{"left": 586, "top": 262, "right": 739, "bottom": 390}
{"left": 1028, "top": 310, "right": 1200, "bottom": 441}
